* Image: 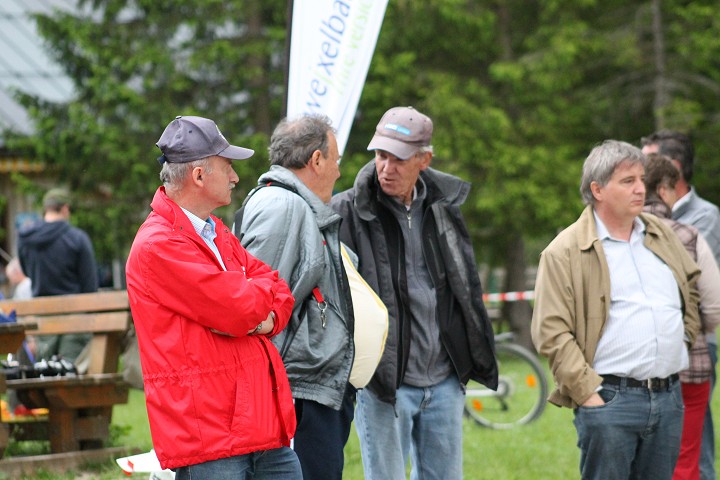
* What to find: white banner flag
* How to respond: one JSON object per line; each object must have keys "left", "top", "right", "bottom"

{"left": 287, "top": 0, "right": 389, "bottom": 155}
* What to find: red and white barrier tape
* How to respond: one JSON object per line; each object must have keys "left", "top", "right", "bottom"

{"left": 482, "top": 290, "right": 535, "bottom": 302}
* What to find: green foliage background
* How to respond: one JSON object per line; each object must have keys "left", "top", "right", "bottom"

{"left": 4, "top": 0, "right": 720, "bottom": 271}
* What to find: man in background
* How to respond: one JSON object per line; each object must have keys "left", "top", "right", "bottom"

{"left": 643, "top": 152, "right": 720, "bottom": 479}
{"left": 642, "top": 130, "right": 720, "bottom": 480}
{"left": 18, "top": 188, "right": 98, "bottom": 362}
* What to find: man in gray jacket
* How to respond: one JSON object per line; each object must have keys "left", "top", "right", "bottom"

{"left": 234, "top": 114, "right": 354, "bottom": 480}
{"left": 642, "top": 130, "right": 720, "bottom": 480}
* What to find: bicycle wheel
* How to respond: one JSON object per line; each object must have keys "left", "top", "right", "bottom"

{"left": 464, "top": 342, "right": 548, "bottom": 429}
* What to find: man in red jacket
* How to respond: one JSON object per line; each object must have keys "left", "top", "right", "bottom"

{"left": 126, "top": 116, "right": 300, "bottom": 479}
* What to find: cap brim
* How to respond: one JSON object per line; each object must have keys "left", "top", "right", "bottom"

{"left": 367, "top": 135, "right": 417, "bottom": 160}
{"left": 218, "top": 144, "right": 254, "bottom": 160}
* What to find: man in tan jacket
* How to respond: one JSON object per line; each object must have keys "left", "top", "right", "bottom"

{"left": 532, "top": 139, "right": 700, "bottom": 480}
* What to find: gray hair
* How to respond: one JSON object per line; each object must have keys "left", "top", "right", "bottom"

{"left": 580, "top": 140, "right": 645, "bottom": 206}
{"left": 417, "top": 145, "right": 434, "bottom": 155}
{"left": 160, "top": 157, "right": 213, "bottom": 192}
{"left": 269, "top": 114, "right": 335, "bottom": 169}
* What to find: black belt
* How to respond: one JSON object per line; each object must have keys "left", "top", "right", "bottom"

{"left": 601, "top": 374, "right": 679, "bottom": 391}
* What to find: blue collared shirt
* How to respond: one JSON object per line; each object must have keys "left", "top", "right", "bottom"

{"left": 181, "top": 208, "right": 227, "bottom": 271}
{"left": 592, "top": 212, "right": 688, "bottom": 379}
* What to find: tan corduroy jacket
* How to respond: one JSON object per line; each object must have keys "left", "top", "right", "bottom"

{"left": 531, "top": 206, "right": 701, "bottom": 408}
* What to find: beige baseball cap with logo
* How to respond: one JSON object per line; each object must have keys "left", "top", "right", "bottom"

{"left": 367, "top": 106, "right": 433, "bottom": 160}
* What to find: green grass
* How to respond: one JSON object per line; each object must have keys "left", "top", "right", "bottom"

{"left": 111, "top": 389, "right": 153, "bottom": 453}
{"left": 12, "top": 375, "right": 720, "bottom": 479}
{"left": 9, "top": 385, "right": 578, "bottom": 479}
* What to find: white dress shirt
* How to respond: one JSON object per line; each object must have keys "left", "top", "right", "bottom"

{"left": 592, "top": 212, "right": 688, "bottom": 379}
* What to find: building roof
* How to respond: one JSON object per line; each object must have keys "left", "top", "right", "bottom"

{"left": 0, "top": 0, "right": 75, "bottom": 141}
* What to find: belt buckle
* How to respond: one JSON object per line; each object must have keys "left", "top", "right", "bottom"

{"left": 645, "top": 378, "right": 655, "bottom": 390}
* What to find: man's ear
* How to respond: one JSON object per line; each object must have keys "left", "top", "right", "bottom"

{"left": 191, "top": 166, "right": 204, "bottom": 185}
{"left": 418, "top": 151, "right": 432, "bottom": 171}
{"left": 590, "top": 181, "right": 602, "bottom": 202}
{"left": 309, "top": 150, "right": 323, "bottom": 172}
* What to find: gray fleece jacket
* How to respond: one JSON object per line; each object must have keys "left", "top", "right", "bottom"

{"left": 235, "top": 165, "right": 354, "bottom": 410}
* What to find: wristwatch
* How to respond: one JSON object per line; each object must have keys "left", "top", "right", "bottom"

{"left": 252, "top": 322, "right": 263, "bottom": 335}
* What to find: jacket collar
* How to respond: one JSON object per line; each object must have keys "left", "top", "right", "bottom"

{"left": 257, "top": 165, "right": 341, "bottom": 229}
{"left": 351, "top": 160, "right": 470, "bottom": 221}
{"left": 150, "top": 186, "right": 225, "bottom": 234}
{"left": 643, "top": 198, "right": 672, "bottom": 219}
{"left": 575, "top": 204, "right": 663, "bottom": 251}
{"left": 672, "top": 186, "right": 698, "bottom": 218}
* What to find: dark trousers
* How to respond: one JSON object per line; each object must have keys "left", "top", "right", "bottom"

{"left": 293, "top": 386, "right": 356, "bottom": 480}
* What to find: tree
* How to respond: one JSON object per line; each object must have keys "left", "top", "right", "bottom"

{"left": 5, "top": 0, "right": 720, "bottom": 344}
{"left": 339, "top": 0, "right": 720, "bottom": 346}
{"left": 6, "top": 0, "right": 288, "bottom": 265}
{"left": 642, "top": 0, "right": 720, "bottom": 204}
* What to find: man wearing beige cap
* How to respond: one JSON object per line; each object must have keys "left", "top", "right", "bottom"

{"left": 126, "top": 116, "right": 301, "bottom": 478}
{"left": 331, "top": 106, "right": 498, "bottom": 479}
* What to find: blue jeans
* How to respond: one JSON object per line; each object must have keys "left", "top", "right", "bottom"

{"left": 700, "top": 341, "right": 717, "bottom": 480}
{"left": 355, "top": 375, "right": 465, "bottom": 480}
{"left": 573, "top": 379, "right": 684, "bottom": 480}
{"left": 174, "top": 447, "right": 301, "bottom": 480}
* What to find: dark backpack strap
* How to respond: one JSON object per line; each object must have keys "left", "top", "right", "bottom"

{"left": 233, "top": 180, "right": 298, "bottom": 240}
{"left": 233, "top": 179, "right": 307, "bottom": 360}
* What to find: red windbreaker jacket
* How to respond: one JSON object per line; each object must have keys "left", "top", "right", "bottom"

{"left": 126, "top": 187, "right": 296, "bottom": 470}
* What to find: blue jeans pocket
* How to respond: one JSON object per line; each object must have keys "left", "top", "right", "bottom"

{"left": 577, "top": 386, "right": 619, "bottom": 411}
{"left": 598, "top": 387, "right": 617, "bottom": 404}
{"left": 670, "top": 382, "right": 685, "bottom": 410}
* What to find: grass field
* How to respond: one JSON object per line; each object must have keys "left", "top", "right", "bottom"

{"left": 9, "top": 370, "right": 720, "bottom": 479}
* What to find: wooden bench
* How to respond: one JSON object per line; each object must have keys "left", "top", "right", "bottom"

{"left": 0, "top": 322, "right": 35, "bottom": 457}
{"left": 0, "top": 290, "right": 132, "bottom": 460}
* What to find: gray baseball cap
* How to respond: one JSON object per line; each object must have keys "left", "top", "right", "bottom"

{"left": 367, "top": 106, "right": 433, "bottom": 160}
{"left": 156, "top": 116, "right": 254, "bottom": 164}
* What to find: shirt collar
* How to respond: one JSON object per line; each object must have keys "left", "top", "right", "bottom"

{"left": 181, "top": 207, "right": 216, "bottom": 240}
{"left": 672, "top": 186, "right": 695, "bottom": 214}
{"left": 593, "top": 210, "right": 645, "bottom": 241}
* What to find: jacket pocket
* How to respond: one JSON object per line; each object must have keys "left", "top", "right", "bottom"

{"left": 229, "top": 354, "right": 279, "bottom": 441}
{"left": 282, "top": 297, "right": 352, "bottom": 386}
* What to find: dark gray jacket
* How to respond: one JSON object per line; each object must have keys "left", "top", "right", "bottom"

{"left": 331, "top": 161, "right": 498, "bottom": 404}
{"left": 236, "top": 166, "right": 354, "bottom": 410}
{"left": 18, "top": 219, "right": 98, "bottom": 297}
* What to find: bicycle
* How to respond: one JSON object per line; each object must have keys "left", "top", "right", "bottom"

{"left": 464, "top": 331, "right": 548, "bottom": 429}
